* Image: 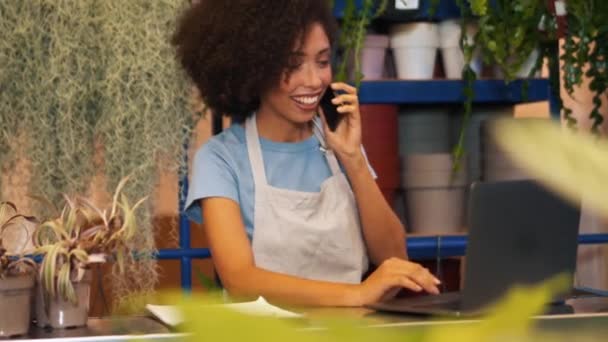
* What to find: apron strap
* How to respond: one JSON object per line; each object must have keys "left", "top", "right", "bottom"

{"left": 245, "top": 114, "right": 269, "bottom": 186}
{"left": 312, "top": 118, "right": 342, "bottom": 176}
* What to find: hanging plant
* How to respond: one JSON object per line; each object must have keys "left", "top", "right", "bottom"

{"left": 560, "top": 0, "right": 608, "bottom": 133}
{"left": 0, "top": 0, "right": 199, "bottom": 313}
{"left": 451, "top": 0, "right": 554, "bottom": 167}
{"left": 334, "top": 0, "right": 388, "bottom": 88}
{"left": 443, "top": 0, "right": 608, "bottom": 171}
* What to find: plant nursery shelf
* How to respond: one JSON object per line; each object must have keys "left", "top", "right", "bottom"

{"left": 333, "top": 0, "right": 461, "bottom": 21}
{"left": 358, "top": 79, "right": 550, "bottom": 105}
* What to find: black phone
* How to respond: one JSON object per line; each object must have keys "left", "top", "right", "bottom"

{"left": 319, "top": 89, "right": 342, "bottom": 131}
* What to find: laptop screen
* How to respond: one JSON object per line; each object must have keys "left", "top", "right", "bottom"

{"left": 462, "top": 180, "right": 581, "bottom": 311}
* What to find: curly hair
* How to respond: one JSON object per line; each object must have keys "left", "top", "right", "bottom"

{"left": 172, "top": 0, "right": 337, "bottom": 122}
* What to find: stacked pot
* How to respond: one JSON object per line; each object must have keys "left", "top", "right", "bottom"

{"left": 399, "top": 108, "right": 467, "bottom": 234}
{"left": 0, "top": 275, "right": 34, "bottom": 337}
{"left": 361, "top": 105, "right": 400, "bottom": 207}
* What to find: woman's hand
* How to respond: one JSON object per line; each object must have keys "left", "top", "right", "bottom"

{"left": 319, "top": 82, "right": 362, "bottom": 161}
{"left": 354, "top": 257, "right": 441, "bottom": 306}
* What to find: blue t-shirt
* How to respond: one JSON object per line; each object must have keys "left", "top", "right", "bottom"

{"left": 185, "top": 122, "right": 375, "bottom": 239}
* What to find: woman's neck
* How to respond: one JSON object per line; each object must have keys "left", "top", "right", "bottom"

{"left": 255, "top": 109, "right": 313, "bottom": 143}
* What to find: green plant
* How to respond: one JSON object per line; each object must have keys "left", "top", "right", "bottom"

{"left": 334, "top": 0, "right": 388, "bottom": 88}
{"left": 452, "top": 0, "right": 555, "bottom": 167}
{"left": 560, "top": 0, "right": 608, "bottom": 133}
{"left": 34, "top": 176, "right": 147, "bottom": 306}
{"left": 449, "top": 0, "right": 608, "bottom": 168}
{"left": 0, "top": 1, "right": 199, "bottom": 311}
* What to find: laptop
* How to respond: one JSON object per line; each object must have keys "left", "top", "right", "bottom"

{"left": 368, "top": 180, "right": 592, "bottom": 317}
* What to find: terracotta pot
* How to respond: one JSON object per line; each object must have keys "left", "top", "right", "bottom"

{"left": 361, "top": 105, "right": 400, "bottom": 189}
{"left": 381, "top": 188, "right": 397, "bottom": 209}
{"left": 0, "top": 275, "right": 34, "bottom": 337}
{"left": 35, "top": 270, "right": 92, "bottom": 329}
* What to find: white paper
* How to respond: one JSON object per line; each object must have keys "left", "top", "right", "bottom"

{"left": 146, "top": 297, "right": 302, "bottom": 327}
{"left": 222, "top": 297, "right": 303, "bottom": 318}
{"left": 146, "top": 304, "right": 184, "bottom": 327}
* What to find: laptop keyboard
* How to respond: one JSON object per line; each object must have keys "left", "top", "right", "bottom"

{"left": 411, "top": 297, "right": 462, "bottom": 311}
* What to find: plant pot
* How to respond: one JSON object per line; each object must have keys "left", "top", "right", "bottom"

{"left": 401, "top": 154, "right": 467, "bottom": 234}
{"left": 494, "top": 48, "right": 541, "bottom": 79}
{"left": 452, "top": 105, "right": 515, "bottom": 182}
{"left": 390, "top": 23, "right": 439, "bottom": 79}
{"left": 34, "top": 270, "right": 92, "bottom": 329}
{"left": 438, "top": 20, "right": 481, "bottom": 79}
{"left": 361, "top": 105, "right": 400, "bottom": 189}
{"left": 399, "top": 107, "right": 451, "bottom": 155}
{"left": 0, "top": 275, "right": 34, "bottom": 338}
{"left": 360, "top": 34, "right": 389, "bottom": 80}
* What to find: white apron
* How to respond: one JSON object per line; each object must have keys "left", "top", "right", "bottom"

{"left": 246, "top": 114, "right": 368, "bottom": 283}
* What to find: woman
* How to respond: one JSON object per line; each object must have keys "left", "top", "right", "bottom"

{"left": 173, "top": 0, "right": 440, "bottom": 306}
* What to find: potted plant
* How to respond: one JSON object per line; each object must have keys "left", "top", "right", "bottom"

{"left": 33, "top": 177, "right": 147, "bottom": 329}
{"left": 452, "top": 0, "right": 608, "bottom": 156}
{"left": 0, "top": 202, "right": 37, "bottom": 338}
{"left": 334, "top": 0, "right": 388, "bottom": 86}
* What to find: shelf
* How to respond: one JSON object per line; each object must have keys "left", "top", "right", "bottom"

{"left": 333, "top": 0, "right": 461, "bottom": 22}
{"left": 358, "top": 79, "right": 550, "bottom": 104}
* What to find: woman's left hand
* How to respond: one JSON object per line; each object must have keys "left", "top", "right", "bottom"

{"left": 319, "top": 82, "right": 362, "bottom": 161}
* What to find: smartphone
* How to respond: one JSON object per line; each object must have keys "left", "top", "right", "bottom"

{"left": 319, "top": 89, "right": 342, "bottom": 131}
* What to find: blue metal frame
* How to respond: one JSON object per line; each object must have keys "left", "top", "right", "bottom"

{"left": 165, "top": 169, "right": 608, "bottom": 290}
{"left": 359, "top": 79, "right": 551, "bottom": 104}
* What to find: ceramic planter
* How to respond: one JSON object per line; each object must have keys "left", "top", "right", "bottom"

{"left": 34, "top": 270, "right": 92, "bottom": 329}
{"left": 390, "top": 23, "right": 439, "bottom": 79}
{"left": 360, "top": 34, "right": 390, "bottom": 80}
{"left": 399, "top": 107, "right": 451, "bottom": 155}
{"left": 401, "top": 153, "right": 467, "bottom": 234}
{"left": 438, "top": 20, "right": 482, "bottom": 79}
{"left": 0, "top": 274, "right": 34, "bottom": 337}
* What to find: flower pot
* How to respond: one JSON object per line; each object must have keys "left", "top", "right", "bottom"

{"left": 401, "top": 154, "right": 467, "bottom": 234}
{"left": 360, "top": 34, "right": 390, "bottom": 80}
{"left": 452, "top": 105, "right": 515, "bottom": 182}
{"left": 0, "top": 275, "right": 34, "bottom": 338}
{"left": 361, "top": 105, "right": 400, "bottom": 190}
{"left": 438, "top": 20, "right": 481, "bottom": 79}
{"left": 34, "top": 270, "right": 92, "bottom": 329}
{"left": 390, "top": 23, "right": 439, "bottom": 79}
{"left": 399, "top": 107, "right": 451, "bottom": 155}
{"left": 494, "top": 48, "right": 541, "bottom": 79}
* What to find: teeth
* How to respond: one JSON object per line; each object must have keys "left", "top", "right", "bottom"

{"left": 293, "top": 96, "right": 319, "bottom": 105}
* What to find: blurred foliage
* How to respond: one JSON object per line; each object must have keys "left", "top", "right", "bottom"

{"left": 139, "top": 275, "right": 584, "bottom": 342}
{"left": 493, "top": 118, "right": 608, "bottom": 217}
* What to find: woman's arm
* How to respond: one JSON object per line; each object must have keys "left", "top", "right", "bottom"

{"left": 201, "top": 197, "right": 436, "bottom": 306}
{"left": 340, "top": 154, "right": 407, "bottom": 265}
{"left": 320, "top": 82, "right": 408, "bottom": 266}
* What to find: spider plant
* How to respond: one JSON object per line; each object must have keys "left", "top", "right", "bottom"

{"left": 34, "top": 176, "right": 147, "bottom": 306}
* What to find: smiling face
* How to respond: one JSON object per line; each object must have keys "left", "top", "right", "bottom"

{"left": 258, "top": 22, "right": 332, "bottom": 127}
